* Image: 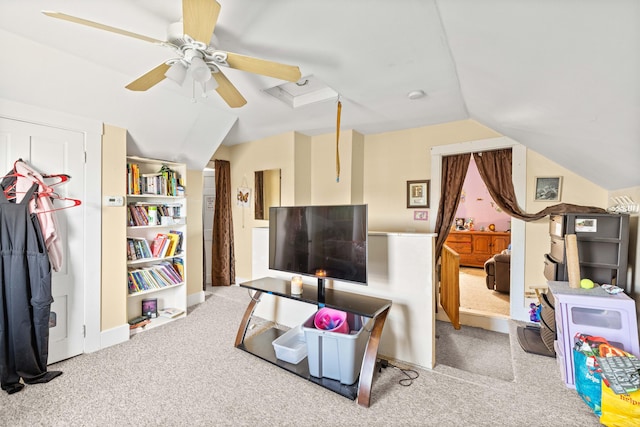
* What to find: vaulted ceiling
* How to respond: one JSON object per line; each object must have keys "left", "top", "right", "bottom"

{"left": 0, "top": 0, "right": 637, "bottom": 190}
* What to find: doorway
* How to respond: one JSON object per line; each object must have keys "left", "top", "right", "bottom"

{"left": 203, "top": 168, "right": 215, "bottom": 287}
{"left": 430, "top": 137, "right": 528, "bottom": 332}
{"left": 455, "top": 156, "right": 511, "bottom": 319}
{"left": 0, "top": 117, "right": 86, "bottom": 363}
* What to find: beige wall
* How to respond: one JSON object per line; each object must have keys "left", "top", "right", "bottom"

{"left": 523, "top": 150, "right": 609, "bottom": 290}
{"left": 310, "top": 130, "right": 362, "bottom": 205}
{"left": 101, "top": 124, "right": 127, "bottom": 330}
{"left": 215, "top": 132, "right": 297, "bottom": 281}
{"left": 220, "top": 118, "right": 626, "bottom": 300}
{"left": 186, "top": 169, "right": 204, "bottom": 296}
{"left": 224, "top": 119, "right": 503, "bottom": 281}
{"left": 364, "top": 120, "right": 501, "bottom": 232}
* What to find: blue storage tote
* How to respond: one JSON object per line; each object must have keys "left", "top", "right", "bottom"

{"left": 302, "top": 311, "right": 370, "bottom": 385}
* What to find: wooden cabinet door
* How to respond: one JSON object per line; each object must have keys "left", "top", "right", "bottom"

{"left": 493, "top": 235, "right": 510, "bottom": 253}
{"left": 472, "top": 234, "right": 491, "bottom": 255}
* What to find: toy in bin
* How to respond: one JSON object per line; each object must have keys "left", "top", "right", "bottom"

{"left": 314, "top": 308, "right": 349, "bottom": 334}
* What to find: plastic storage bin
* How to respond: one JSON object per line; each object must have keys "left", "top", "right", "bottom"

{"left": 272, "top": 325, "right": 308, "bottom": 364}
{"left": 303, "top": 311, "right": 370, "bottom": 385}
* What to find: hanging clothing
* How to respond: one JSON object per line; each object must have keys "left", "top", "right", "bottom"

{"left": 13, "top": 160, "right": 64, "bottom": 272}
{"left": 0, "top": 182, "right": 61, "bottom": 394}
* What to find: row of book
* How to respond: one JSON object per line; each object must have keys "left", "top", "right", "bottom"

{"left": 127, "top": 237, "right": 151, "bottom": 260}
{"left": 151, "top": 232, "right": 183, "bottom": 258}
{"left": 127, "top": 231, "right": 184, "bottom": 261}
{"left": 127, "top": 163, "right": 184, "bottom": 196}
{"left": 127, "top": 261, "right": 184, "bottom": 294}
{"left": 127, "top": 203, "right": 183, "bottom": 227}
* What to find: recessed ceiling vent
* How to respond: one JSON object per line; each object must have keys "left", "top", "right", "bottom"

{"left": 264, "top": 75, "right": 338, "bottom": 108}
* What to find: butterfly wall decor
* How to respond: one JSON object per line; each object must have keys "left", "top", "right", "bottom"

{"left": 236, "top": 187, "right": 250, "bottom": 207}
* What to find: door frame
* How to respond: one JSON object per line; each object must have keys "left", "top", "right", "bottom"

{"left": 0, "top": 98, "right": 103, "bottom": 354}
{"left": 430, "top": 136, "right": 528, "bottom": 323}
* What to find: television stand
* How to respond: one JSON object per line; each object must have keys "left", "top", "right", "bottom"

{"left": 235, "top": 277, "right": 392, "bottom": 407}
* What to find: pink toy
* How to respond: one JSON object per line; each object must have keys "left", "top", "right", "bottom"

{"left": 314, "top": 308, "right": 349, "bottom": 334}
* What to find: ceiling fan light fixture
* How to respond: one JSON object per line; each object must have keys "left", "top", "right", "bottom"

{"left": 190, "top": 56, "right": 212, "bottom": 83}
{"left": 202, "top": 76, "right": 219, "bottom": 95}
{"left": 164, "top": 61, "right": 187, "bottom": 85}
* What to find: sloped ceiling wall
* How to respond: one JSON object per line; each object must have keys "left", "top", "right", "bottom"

{"left": 438, "top": 0, "right": 640, "bottom": 190}
{"left": 0, "top": 0, "right": 637, "bottom": 189}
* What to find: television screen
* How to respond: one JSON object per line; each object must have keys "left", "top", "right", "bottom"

{"left": 269, "top": 204, "right": 368, "bottom": 285}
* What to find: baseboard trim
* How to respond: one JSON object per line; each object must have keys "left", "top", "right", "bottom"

{"left": 436, "top": 308, "right": 510, "bottom": 334}
{"left": 188, "top": 290, "right": 205, "bottom": 307}
{"left": 98, "top": 324, "right": 129, "bottom": 351}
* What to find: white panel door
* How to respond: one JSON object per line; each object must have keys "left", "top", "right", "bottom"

{"left": 0, "top": 117, "right": 85, "bottom": 363}
{"left": 202, "top": 169, "right": 215, "bottom": 286}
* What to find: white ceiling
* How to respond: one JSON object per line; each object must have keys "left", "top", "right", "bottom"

{"left": 0, "top": 0, "right": 637, "bottom": 190}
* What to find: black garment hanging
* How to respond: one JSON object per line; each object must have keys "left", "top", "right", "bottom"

{"left": 0, "top": 181, "right": 61, "bottom": 394}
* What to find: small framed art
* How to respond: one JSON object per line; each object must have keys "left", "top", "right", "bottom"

{"left": 407, "top": 180, "right": 430, "bottom": 208}
{"left": 142, "top": 298, "right": 158, "bottom": 319}
{"left": 535, "top": 177, "right": 562, "bottom": 202}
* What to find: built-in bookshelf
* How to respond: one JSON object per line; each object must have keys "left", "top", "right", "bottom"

{"left": 126, "top": 156, "right": 187, "bottom": 336}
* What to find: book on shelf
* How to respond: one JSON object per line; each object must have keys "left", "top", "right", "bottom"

{"left": 147, "top": 205, "right": 158, "bottom": 225}
{"left": 165, "top": 233, "right": 181, "bottom": 257}
{"left": 127, "top": 237, "right": 152, "bottom": 260}
{"left": 169, "top": 230, "right": 184, "bottom": 253}
{"left": 151, "top": 233, "right": 168, "bottom": 258}
{"left": 127, "top": 262, "right": 183, "bottom": 294}
{"left": 172, "top": 258, "right": 184, "bottom": 280}
{"left": 159, "top": 308, "right": 184, "bottom": 319}
{"left": 128, "top": 162, "right": 183, "bottom": 197}
{"left": 127, "top": 239, "right": 136, "bottom": 261}
{"left": 128, "top": 204, "right": 149, "bottom": 226}
{"left": 141, "top": 172, "right": 162, "bottom": 195}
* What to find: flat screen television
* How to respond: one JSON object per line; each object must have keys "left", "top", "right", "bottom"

{"left": 269, "top": 204, "right": 368, "bottom": 293}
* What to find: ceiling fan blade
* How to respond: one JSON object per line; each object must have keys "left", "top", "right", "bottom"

{"left": 213, "top": 71, "right": 247, "bottom": 108}
{"left": 226, "top": 52, "right": 302, "bottom": 82}
{"left": 125, "top": 63, "right": 171, "bottom": 91}
{"left": 182, "top": 0, "right": 221, "bottom": 44}
{"left": 42, "top": 11, "right": 165, "bottom": 44}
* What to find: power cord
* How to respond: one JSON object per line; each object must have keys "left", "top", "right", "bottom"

{"left": 377, "top": 358, "right": 419, "bottom": 387}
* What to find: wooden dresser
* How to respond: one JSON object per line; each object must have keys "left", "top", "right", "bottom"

{"left": 445, "top": 230, "right": 511, "bottom": 267}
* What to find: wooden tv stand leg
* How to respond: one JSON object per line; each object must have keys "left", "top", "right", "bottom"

{"left": 357, "top": 306, "right": 391, "bottom": 408}
{"left": 234, "top": 290, "right": 263, "bottom": 347}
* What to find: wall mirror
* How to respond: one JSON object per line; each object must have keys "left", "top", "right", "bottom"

{"left": 255, "top": 169, "right": 281, "bottom": 220}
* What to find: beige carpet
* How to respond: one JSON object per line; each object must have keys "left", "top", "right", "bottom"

{"left": 459, "top": 267, "right": 510, "bottom": 316}
{"left": 0, "top": 285, "right": 600, "bottom": 426}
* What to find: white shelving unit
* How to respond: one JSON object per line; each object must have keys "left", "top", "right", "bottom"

{"left": 126, "top": 156, "right": 187, "bottom": 336}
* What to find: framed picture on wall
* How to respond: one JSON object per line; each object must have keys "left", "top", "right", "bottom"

{"left": 407, "top": 180, "right": 430, "bottom": 208}
{"left": 535, "top": 176, "right": 562, "bottom": 202}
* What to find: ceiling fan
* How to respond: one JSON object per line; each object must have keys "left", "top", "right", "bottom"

{"left": 42, "top": 0, "right": 302, "bottom": 108}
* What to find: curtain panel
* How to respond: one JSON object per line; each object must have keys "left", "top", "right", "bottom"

{"left": 254, "top": 170, "right": 264, "bottom": 220}
{"left": 473, "top": 149, "right": 606, "bottom": 221}
{"left": 434, "top": 153, "right": 471, "bottom": 265}
{"left": 211, "top": 160, "right": 235, "bottom": 286}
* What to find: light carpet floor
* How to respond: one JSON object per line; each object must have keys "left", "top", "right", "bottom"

{"left": 435, "top": 320, "right": 514, "bottom": 381}
{"left": 1, "top": 285, "right": 600, "bottom": 426}
{"left": 460, "top": 267, "right": 510, "bottom": 316}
